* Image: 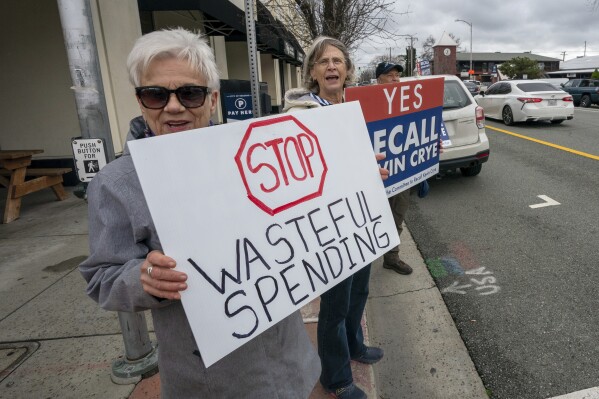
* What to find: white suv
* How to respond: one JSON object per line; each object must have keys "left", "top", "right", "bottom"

{"left": 402, "top": 75, "right": 490, "bottom": 176}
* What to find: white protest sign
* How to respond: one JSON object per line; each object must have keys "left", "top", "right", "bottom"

{"left": 129, "top": 101, "right": 399, "bottom": 367}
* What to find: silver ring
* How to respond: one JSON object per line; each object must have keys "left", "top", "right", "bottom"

{"left": 147, "top": 265, "right": 153, "bottom": 278}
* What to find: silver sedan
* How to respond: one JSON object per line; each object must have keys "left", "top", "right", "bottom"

{"left": 475, "top": 80, "right": 574, "bottom": 125}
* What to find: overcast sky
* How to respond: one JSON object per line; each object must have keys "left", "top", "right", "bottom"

{"left": 352, "top": 0, "right": 599, "bottom": 68}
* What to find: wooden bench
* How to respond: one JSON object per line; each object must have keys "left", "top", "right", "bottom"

{"left": 0, "top": 167, "right": 72, "bottom": 177}
{"left": 0, "top": 150, "right": 72, "bottom": 223}
{"left": 0, "top": 167, "right": 71, "bottom": 201}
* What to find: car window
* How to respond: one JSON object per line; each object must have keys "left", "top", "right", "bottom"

{"left": 563, "top": 81, "right": 573, "bottom": 88}
{"left": 580, "top": 80, "right": 589, "bottom": 87}
{"left": 498, "top": 83, "right": 511, "bottom": 94}
{"left": 485, "top": 84, "right": 499, "bottom": 95}
{"left": 516, "top": 82, "right": 558, "bottom": 92}
{"left": 443, "top": 80, "right": 472, "bottom": 110}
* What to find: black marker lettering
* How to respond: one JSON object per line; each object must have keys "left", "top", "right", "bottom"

{"left": 225, "top": 290, "right": 258, "bottom": 339}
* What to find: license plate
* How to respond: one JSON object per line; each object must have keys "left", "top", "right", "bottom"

{"left": 548, "top": 99, "right": 557, "bottom": 106}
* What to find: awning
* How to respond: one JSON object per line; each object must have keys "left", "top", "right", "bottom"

{"left": 138, "top": 0, "right": 304, "bottom": 65}
{"left": 138, "top": 0, "right": 245, "bottom": 37}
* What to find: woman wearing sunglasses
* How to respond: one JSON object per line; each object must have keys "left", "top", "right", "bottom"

{"left": 79, "top": 28, "right": 320, "bottom": 398}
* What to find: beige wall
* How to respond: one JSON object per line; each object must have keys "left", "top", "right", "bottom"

{"left": 260, "top": 54, "right": 282, "bottom": 107}
{"left": 0, "top": 0, "right": 142, "bottom": 158}
{"left": 0, "top": 0, "right": 80, "bottom": 158}
{"left": 226, "top": 42, "right": 251, "bottom": 80}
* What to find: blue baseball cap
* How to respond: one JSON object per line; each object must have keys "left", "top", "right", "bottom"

{"left": 375, "top": 62, "right": 404, "bottom": 78}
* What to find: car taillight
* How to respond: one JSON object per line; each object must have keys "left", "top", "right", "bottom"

{"left": 562, "top": 96, "right": 573, "bottom": 102}
{"left": 517, "top": 97, "right": 543, "bottom": 103}
{"left": 475, "top": 106, "right": 485, "bottom": 129}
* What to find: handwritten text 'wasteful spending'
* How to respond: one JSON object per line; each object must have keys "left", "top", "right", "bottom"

{"left": 129, "top": 102, "right": 399, "bottom": 366}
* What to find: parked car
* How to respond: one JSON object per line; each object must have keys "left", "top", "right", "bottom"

{"left": 475, "top": 80, "right": 574, "bottom": 125}
{"left": 402, "top": 75, "right": 489, "bottom": 176}
{"left": 464, "top": 81, "right": 480, "bottom": 95}
{"left": 560, "top": 79, "right": 599, "bottom": 107}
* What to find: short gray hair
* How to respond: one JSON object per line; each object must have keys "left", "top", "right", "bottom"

{"left": 127, "top": 28, "right": 220, "bottom": 90}
{"left": 302, "top": 36, "right": 355, "bottom": 93}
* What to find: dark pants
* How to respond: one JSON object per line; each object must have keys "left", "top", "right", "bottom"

{"left": 317, "top": 264, "right": 371, "bottom": 390}
{"left": 384, "top": 188, "right": 410, "bottom": 263}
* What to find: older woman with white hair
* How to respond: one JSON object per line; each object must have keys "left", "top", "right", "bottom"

{"left": 284, "top": 37, "right": 387, "bottom": 399}
{"left": 80, "top": 28, "right": 320, "bottom": 398}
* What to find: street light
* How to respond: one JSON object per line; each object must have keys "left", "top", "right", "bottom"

{"left": 455, "top": 19, "right": 473, "bottom": 79}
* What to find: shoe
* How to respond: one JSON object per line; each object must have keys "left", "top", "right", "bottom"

{"left": 327, "top": 383, "right": 367, "bottom": 399}
{"left": 351, "top": 346, "right": 384, "bottom": 364}
{"left": 383, "top": 258, "right": 413, "bottom": 275}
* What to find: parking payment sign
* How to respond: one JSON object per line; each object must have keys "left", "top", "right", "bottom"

{"left": 71, "top": 138, "right": 107, "bottom": 182}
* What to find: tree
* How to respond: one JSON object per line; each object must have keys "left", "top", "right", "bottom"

{"left": 261, "top": 0, "right": 402, "bottom": 51}
{"left": 448, "top": 33, "right": 462, "bottom": 51}
{"left": 421, "top": 35, "right": 436, "bottom": 61}
{"left": 591, "top": 68, "right": 599, "bottom": 79}
{"left": 498, "top": 57, "right": 542, "bottom": 79}
{"left": 420, "top": 33, "right": 461, "bottom": 61}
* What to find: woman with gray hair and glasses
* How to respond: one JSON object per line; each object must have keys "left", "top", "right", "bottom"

{"left": 283, "top": 36, "right": 388, "bottom": 399}
{"left": 80, "top": 28, "right": 320, "bottom": 398}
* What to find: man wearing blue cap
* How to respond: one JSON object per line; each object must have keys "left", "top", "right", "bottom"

{"left": 375, "top": 61, "right": 413, "bottom": 276}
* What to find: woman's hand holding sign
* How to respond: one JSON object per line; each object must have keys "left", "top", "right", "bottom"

{"left": 141, "top": 250, "right": 188, "bottom": 300}
{"left": 376, "top": 153, "right": 389, "bottom": 180}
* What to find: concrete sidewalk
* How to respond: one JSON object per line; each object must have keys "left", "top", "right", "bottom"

{"left": 0, "top": 187, "right": 486, "bottom": 398}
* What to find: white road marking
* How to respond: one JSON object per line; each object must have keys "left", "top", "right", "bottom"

{"left": 441, "top": 281, "right": 472, "bottom": 295}
{"left": 546, "top": 386, "right": 599, "bottom": 399}
{"left": 530, "top": 195, "right": 561, "bottom": 209}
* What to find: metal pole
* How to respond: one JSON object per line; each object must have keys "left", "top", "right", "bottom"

{"left": 56, "top": 0, "right": 157, "bottom": 384}
{"left": 455, "top": 19, "right": 473, "bottom": 79}
{"left": 56, "top": 0, "right": 115, "bottom": 162}
{"left": 469, "top": 23, "right": 473, "bottom": 79}
{"left": 245, "top": 0, "right": 262, "bottom": 118}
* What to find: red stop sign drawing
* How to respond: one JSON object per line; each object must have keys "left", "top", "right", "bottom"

{"left": 235, "top": 115, "right": 328, "bottom": 215}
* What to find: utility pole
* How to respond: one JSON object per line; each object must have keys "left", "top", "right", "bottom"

{"left": 455, "top": 19, "right": 473, "bottom": 79}
{"left": 561, "top": 51, "right": 567, "bottom": 61}
{"left": 398, "top": 34, "right": 418, "bottom": 76}
{"left": 56, "top": 0, "right": 157, "bottom": 384}
{"left": 56, "top": 0, "right": 114, "bottom": 161}
{"left": 584, "top": 41, "right": 587, "bottom": 57}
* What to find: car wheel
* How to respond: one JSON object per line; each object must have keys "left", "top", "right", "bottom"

{"left": 550, "top": 120, "right": 564, "bottom": 124}
{"left": 580, "top": 95, "right": 591, "bottom": 108}
{"left": 502, "top": 106, "right": 514, "bottom": 126}
{"left": 460, "top": 164, "right": 482, "bottom": 177}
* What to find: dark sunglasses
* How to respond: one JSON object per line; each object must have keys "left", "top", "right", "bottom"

{"left": 135, "top": 85, "right": 211, "bottom": 109}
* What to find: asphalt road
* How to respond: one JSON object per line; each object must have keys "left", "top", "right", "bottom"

{"left": 405, "top": 106, "right": 599, "bottom": 399}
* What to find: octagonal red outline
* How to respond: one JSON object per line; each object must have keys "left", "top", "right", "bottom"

{"left": 234, "top": 114, "right": 328, "bottom": 216}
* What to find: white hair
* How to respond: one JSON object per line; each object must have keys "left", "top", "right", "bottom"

{"left": 126, "top": 28, "right": 220, "bottom": 90}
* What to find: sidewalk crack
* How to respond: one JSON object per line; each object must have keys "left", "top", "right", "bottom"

{"left": 369, "top": 284, "right": 436, "bottom": 299}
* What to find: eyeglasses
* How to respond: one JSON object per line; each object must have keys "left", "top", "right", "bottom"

{"left": 135, "top": 86, "right": 211, "bottom": 109}
{"left": 314, "top": 57, "right": 345, "bottom": 68}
